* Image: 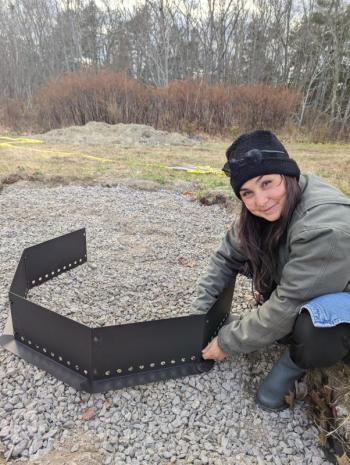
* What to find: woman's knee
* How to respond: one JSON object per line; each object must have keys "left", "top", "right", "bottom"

{"left": 292, "top": 310, "right": 315, "bottom": 345}
{"left": 290, "top": 311, "right": 350, "bottom": 369}
{"left": 290, "top": 312, "right": 317, "bottom": 368}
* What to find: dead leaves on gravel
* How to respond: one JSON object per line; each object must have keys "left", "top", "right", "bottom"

{"left": 284, "top": 380, "right": 308, "bottom": 409}
{"left": 307, "top": 380, "right": 349, "bottom": 463}
{"left": 82, "top": 407, "right": 97, "bottom": 421}
{"left": 178, "top": 257, "right": 198, "bottom": 268}
{"left": 283, "top": 377, "right": 349, "bottom": 463}
{"left": 336, "top": 454, "right": 350, "bottom": 465}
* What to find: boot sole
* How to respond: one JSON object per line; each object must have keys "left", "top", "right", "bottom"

{"left": 255, "top": 396, "right": 288, "bottom": 413}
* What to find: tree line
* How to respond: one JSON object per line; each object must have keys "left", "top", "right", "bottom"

{"left": 0, "top": 0, "right": 349, "bottom": 139}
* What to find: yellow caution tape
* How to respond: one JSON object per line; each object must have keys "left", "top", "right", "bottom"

{"left": 0, "top": 136, "right": 43, "bottom": 146}
{"left": 78, "top": 154, "right": 114, "bottom": 162}
{"left": 37, "top": 149, "right": 114, "bottom": 163}
{"left": 12, "top": 139, "right": 44, "bottom": 144}
{"left": 0, "top": 143, "right": 114, "bottom": 163}
{"left": 169, "top": 164, "right": 225, "bottom": 176}
{"left": 0, "top": 141, "right": 220, "bottom": 174}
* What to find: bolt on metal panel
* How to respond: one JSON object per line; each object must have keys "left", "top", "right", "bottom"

{"left": 91, "top": 314, "right": 205, "bottom": 379}
{"left": 24, "top": 228, "right": 87, "bottom": 290}
{"left": 11, "top": 294, "right": 92, "bottom": 376}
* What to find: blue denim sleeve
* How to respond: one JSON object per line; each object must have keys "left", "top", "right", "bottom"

{"left": 301, "top": 292, "right": 350, "bottom": 327}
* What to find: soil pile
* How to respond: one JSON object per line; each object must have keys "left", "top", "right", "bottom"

{"left": 35, "top": 122, "right": 201, "bottom": 146}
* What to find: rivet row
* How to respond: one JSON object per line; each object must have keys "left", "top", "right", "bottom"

{"left": 30, "top": 258, "right": 85, "bottom": 285}
{"left": 102, "top": 355, "right": 198, "bottom": 377}
{"left": 18, "top": 335, "right": 88, "bottom": 376}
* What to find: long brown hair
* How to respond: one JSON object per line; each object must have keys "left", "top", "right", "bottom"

{"left": 237, "top": 175, "right": 301, "bottom": 299}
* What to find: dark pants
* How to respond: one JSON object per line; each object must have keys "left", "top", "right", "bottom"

{"left": 284, "top": 311, "right": 350, "bottom": 369}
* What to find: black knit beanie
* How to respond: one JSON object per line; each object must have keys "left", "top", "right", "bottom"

{"left": 223, "top": 130, "right": 300, "bottom": 198}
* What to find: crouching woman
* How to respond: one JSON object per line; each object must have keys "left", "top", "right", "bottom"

{"left": 193, "top": 130, "right": 350, "bottom": 411}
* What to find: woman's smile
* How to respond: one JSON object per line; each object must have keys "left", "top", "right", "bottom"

{"left": 262, "top": 204, "right": 276, "bottom": 212}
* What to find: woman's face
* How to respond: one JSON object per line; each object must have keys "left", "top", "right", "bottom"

{"left": 239, "top": 174, "right": 287, "bottom": 221}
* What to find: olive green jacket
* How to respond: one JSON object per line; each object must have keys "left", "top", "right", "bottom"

{"left": 192, "top": 175, "right": 350, "bottom": 355}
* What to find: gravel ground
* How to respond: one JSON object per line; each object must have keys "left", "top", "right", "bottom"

{"left": 0, "top": 182, "right": 331, "bottom": 465}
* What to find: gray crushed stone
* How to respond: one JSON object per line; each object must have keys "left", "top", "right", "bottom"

{"left": 0, "top": 182, "right": 331, "bottom": 464}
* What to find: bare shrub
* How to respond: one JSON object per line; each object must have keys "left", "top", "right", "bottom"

{"left": 0, "top": 98, "right": 36, "bottom": 132}
{"left": 32, "top": 70, "right": 301, "bottom": 135}
{"left": 153, "top": 80, "right": 234, "bottom": 134}
{"left": 35, "top": 70, "right": 150, "bottom": 130}
{"left": 232, "top": 84, "right": 301, "bottom": 131}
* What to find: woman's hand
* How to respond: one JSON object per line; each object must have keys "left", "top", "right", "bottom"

{"left": 202, "top": 337, "right": 227, "bottom": 361}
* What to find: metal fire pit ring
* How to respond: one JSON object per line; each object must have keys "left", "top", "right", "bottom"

{"left": 0, "top": 229, "right": 234, "bottom": 393}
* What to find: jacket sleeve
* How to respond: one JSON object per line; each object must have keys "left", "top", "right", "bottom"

{"left": 217, "top": 226, "right": 350, "bottom": 355}
{"left": 192, "top": 224, "right": 248, "bottom": 314}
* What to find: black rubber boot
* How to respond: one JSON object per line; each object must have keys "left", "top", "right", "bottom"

{"left": 256, "top": 350, "right": 307, "bottom": 411}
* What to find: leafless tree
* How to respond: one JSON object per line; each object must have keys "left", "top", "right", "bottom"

{"left": 0, "top": 0, "right": 349, "bottom": 136}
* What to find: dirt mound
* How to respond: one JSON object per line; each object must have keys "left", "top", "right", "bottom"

{"left": 35, "top": 122, "right": 201, "bottom": 146}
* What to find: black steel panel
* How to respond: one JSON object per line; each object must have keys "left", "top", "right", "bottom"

{"left": 10, "top": 294, "right": 92, "bottom": 378}
{"left": 203, "top": 281, "right": 235, "bottom": 344}
{"left": 24, "top": 228, "right": 87, "bottom": 289}
{"left": 91, "top": 314, "right": 206, "bottom": 379}
{"left": 0, "top": 314, "right": 214, "bottom": 393}
{"left": 9, "top": 252, "right": 28, "bottom": 296}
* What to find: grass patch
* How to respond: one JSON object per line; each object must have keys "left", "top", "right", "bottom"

{"left": 0, "top": 139, "right": 349, "bottom": 197}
